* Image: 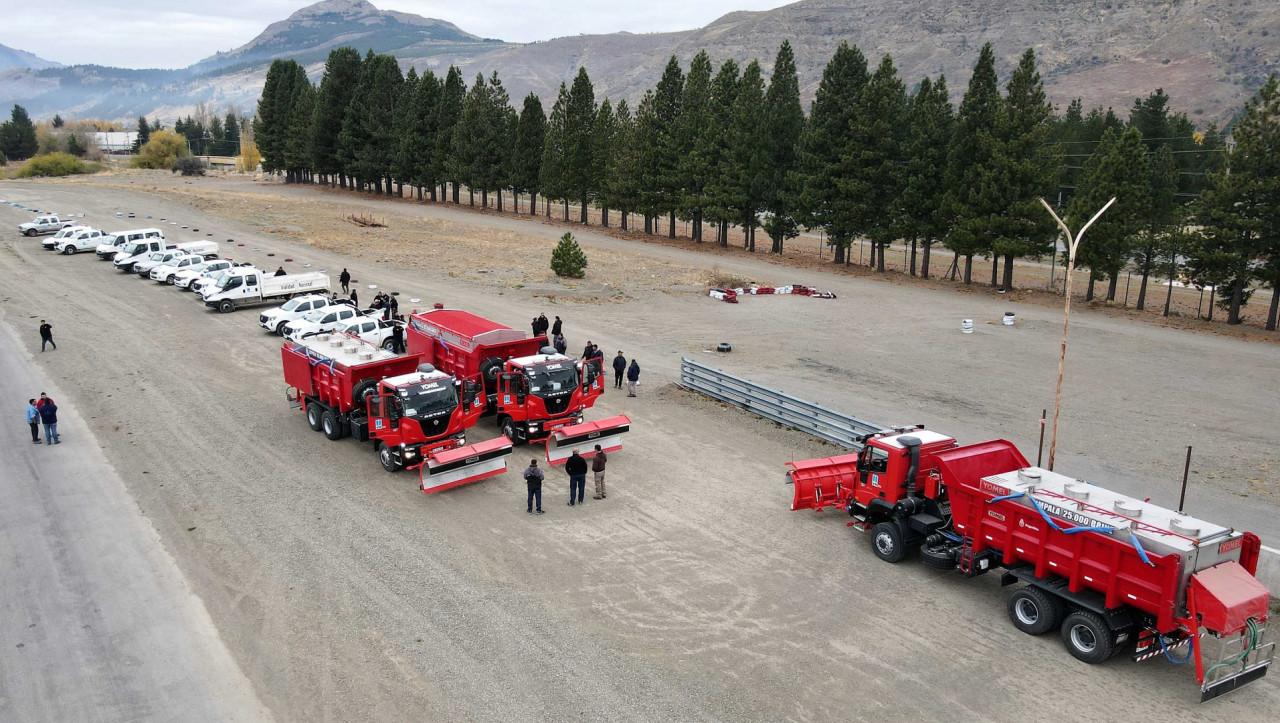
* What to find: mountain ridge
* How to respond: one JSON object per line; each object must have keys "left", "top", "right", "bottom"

{"left": 0, "top": 43, "right": 63, "bottom": 72}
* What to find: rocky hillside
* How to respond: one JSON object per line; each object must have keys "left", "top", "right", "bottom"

{"left": 1, "top": 0, "right": 1276, "bottom": 124}
{"left": 0, "top": 43, "right": 61, "bottom": 72}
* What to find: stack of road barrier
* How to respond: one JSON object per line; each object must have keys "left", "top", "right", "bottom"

{"left": 708, "top": 284, "right": 837, "bottom": 304}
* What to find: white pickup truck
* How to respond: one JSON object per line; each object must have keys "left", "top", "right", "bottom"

{"left": 42, "top": 225, "right": 90, "bottom": 250}
{"left": 170, "top": 258, "right": 232, "bottom": 289}
{"left": 114, "top": 239, "right": 170, "bottom": 271}
{"left": 282, "top": 305, "right": 373, "bottom": 342}
{"left": 258, "top": 294, "right": 346, "bottom": 335}
{"left": 303, "top": 315, "right": 403, "bottom": 349}
{"left": 19, "top": 215, "right": 78, "bottom": 236}
{"left": 203, "top": 270, "right": 330, "bottom": 313}
{"left": 149, "top": 254, "right": 207, "bottom": 282}
{"left": 134, "top": 249, "right": 197, "bottom": 277}
{"left": 95, "top": 228, "right": 165, "bottom": 260}
{"left": 55, "top": 227, "right": 106, "bottom": 254}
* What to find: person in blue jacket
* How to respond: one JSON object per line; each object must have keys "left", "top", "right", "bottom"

{"left": 26, "top": 398, "right": 41, "bottom": 444}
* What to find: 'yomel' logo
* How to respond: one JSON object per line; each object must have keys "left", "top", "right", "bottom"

{"left": 1219, "top": 538, "right": 1244, "bottom": 554}
{"left": 980, "top": 478, "right": 1009, "bottom": 497}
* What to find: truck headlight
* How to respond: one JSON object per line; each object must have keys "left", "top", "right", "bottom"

{"left": 527, "top": 424, "right": 538, "bottom": 432}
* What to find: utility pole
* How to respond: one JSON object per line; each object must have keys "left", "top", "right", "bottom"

{"left": 1039, "top": 196, "right": 1116, "bottom": 471}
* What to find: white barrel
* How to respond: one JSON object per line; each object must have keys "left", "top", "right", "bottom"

{"left": 961, "top": 319, "right": 974, "bottom": 334}
{"left": 1003, "top": 312, "right": 1015, "bottom": 326}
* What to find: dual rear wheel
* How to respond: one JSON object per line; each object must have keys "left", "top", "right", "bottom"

{"left": 1007, "top": 586, "right": 1118, "bottom": 663}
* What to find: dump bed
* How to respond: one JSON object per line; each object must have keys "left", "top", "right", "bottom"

{"left": 282, "top": 335, "right": 419, "bottom": 413}
{"left": 407, "top": 309, "right": 546, "bottom": 380}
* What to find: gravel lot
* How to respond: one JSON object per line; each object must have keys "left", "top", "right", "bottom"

{"left": 1, "top": 177, "right": 1277, "bottom": 721}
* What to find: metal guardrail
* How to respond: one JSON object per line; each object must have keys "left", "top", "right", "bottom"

{"left": 679, "top": 358, "right": 885, "bottom": 449}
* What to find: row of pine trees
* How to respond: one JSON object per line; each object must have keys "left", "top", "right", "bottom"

{"left": 252, "top": 43, "right": 1280, "bottom": 329}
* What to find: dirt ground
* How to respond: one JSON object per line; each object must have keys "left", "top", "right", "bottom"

{"left": 2, "top": 175, "right": 1277, "bottom": 721}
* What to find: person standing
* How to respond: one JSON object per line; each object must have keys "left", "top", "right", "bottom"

{"left": 581, "top": 341, "right": 594, "bottom": 359}
{"left": 553, "top": 333, "right": 567, "bottom": 355}
{"left": 565, "top": 449, "right": 587, "bottom": 506}
{"left": 339, "top": 268, "right": 351, "bottom": 294}
{"left": 591, "top": 445, "right": 608, "bottom": 499}
{"left": 350, "top": 289, "right": 359, "bottom": 307}
{"left": 274, "top": 266, "right": 286, "bottom": 277}
{"left": 39, "top": 320, "right": 55, "bottom": 351}
{"left": 390, "top": 322, "right": 404, "bottom": 354}
{"left": 613, "top": 351, "right": 627, "bottom": 389}
{"left": 389, "top": 294, "right": 399, "bottom": 319}
{"left": 523, "top": 458, "right": 545, "bottom": 514}
{"left": 27, "top": 398, "right": 41, "bottom": 444}
{"left": 551, "top": 315, "right": 562, "bottom": 337}
{"left": 626, "top": 359, "right": 640, "bottom": 397}
{"left": 590, "top": 345, "right": 604, "bottom": 363}
{"left": 38, "top": 394, "right": 59, "bottom": 444}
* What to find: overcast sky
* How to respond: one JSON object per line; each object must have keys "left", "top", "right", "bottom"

{"left": 2, "top": 0, "right": 796, "bottom": 69}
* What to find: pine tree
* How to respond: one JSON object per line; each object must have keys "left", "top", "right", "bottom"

{"left": 631, "top": 90, "right": 661, "bottom": 233}
{"left": 1200, "top": 73, "right": 1278, "bottom": 327}
{"left": 703, "top": 60, "right": 741, "bottom": 246}
{"left": 436, "top": 66, "right": 467, "bottom": 202}
{"left": 676, "top": 51, "right": 714, "bottom": 241}
{"left": 452, "top": 73, "right": 492, "bottom": 206}
{"left": 254, "top": 60, "right": 308, "bottom": 178}
{"left": 339, "top": 52, "right": 403, "bottom": 193}
{"left": 761, "top": 41, "right": 804, "bottom": 254}
{"left": 1070, "top": 127, "right": 1148, "bottom": 302}
{"left": 605, "top": 99, "right": 640, "bottom": 230}
{"left": 1133, "top": 145, "right": 1179, "bottom": 309}
{"left": 52, "top": 114, "right": 63, "bottom": 128}
{"left": 725, "top": 60, "right": 767, "bottom": 251}
{"left": 134, "top": 116, "right": 151, "bottom": 153}
{"left": 284, "top": 79, "right": 316, "bottom": 182}
{"left": 400, "top": 69, "right": 441, "bottom": 200}
{"left": 510, "top": 93, "right": 546, "bottom": 214}
{"left": 223, "top": 112, "right": 240, "bottom": 146}
{"left": 900, "top": 75, "right": 954, "bottom": 277}
{"left": 796, "top": 43, "right": 868, "bottom": 263}
{"left": 649, "top": 56, "right": 685, "bottom": 237}
{"left": 484, "top": 71, "right": 517, "bottom": 211}
{"left": 312, "top": 47, "right": 362, "bottom": 187}
{"left": 66, "top": 132, "right": 84, "bottom": 157}
{"left": 0, "top": 105, "right": 38, "bottom": 160}
{"left": 563, "top": 67, "right": 597, "bottom": 223}
{"left": 591, "top": 99, "right": 618, "bottom": 226}
{"left": 539, "top": 83, "right": 570, "bottom": 219}
{"left": 990, "top": 48, "right": 1061, "bottom": 291}
{"left": 389, "top": 67, "right": 420, "bottom": 197}
{"left": 942, "top": 43, "right": 1001, "bottom": 283}
{"left": 209, "top": 115, "right": 224, "bottom": 151}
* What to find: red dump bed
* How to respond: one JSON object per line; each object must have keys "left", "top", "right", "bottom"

{"left": 407, "top": 309, "right": 546, "bottom": 380}
{"left": 282, "top": 341, "right": 420, "bottom": 413}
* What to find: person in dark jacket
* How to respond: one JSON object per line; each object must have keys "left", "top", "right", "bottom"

{"left": 339, "top": 268, "right": 351, "bottom": 293}
{"left": 590, "top": 345, "right": 604, "bottom": 363}
{"left": 553, "top": 333, "right": 567, "bottom": 355}
{"left": 591, "top": 445, "right": 608, "bottom": 499}
{"left": 389, "top": 295, "right": 399, "bottom": 318}
{"left": 523, "top": 459, "right": 545, "bottom": 514}
{"left": 581, "top": 341, "right": 595, "bottom": 359}
{"left": 39, "top": 320, "right": 55, "bottom": 351}
{"left": 38, "top": 394, "right": 59, "bottom": 444}
{"left": 626, "top": 359, "right": 640, "bottom": 397}
{"left": 565, "top": 449, "right": 588, "bottom": 506}
{"left": 390, "top": 323, "right": 404, "bottom": 354}
{"left": 274, "top": 266, "right": 286, "bottom": 276}
{"left": 551, "top": 316, "right": 563, "bottom": 337}
{"left": 612, "top": 351, "right": 627, "bottom": 389}
{"left": 350, "top": 289, "right": 359, "bottom": 307}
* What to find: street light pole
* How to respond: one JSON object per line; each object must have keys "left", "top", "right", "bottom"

{"left": 1038, "top": 196, "right": 1116, "bottom": 471}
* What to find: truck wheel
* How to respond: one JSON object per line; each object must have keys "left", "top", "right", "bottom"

{"left": 218, "top": 300, "right": 235, "bottom": 313}
{"left": 500, "top": 416, "right": 523, "bottom": 446}
{"left": 1061, "top": 610, "right": 1116, "bottom": 664}
{"left": 351, "top": 379, "right": 379, "bottom": 408}
{"left": 321, "top": 411, "right": 345, "bottom": 440}
{"left": 870, "top": 521, "right": 906, "bottom": 563}
{"left": 480, "top": 357, "right": 504, "bottom": 387}
{"left": 378, "top": 442, "right": 402, "bottom": 473}
{"left": 382, "top": 339, "right": 395, "bottom": 350}
{"left": 64, "top": 246, "right": 75, "bottom": 255}
{"left": 1007, "top": 586, "right": 1065, "bottom": 636}
{"left": 919, "top": 542, "right": 957, "bottom": 570}
{"left": 306, "top": 402, "right": 324, "bottom": 431}
{"left": 25, "top": 229, "right": 36, "bottom": 237}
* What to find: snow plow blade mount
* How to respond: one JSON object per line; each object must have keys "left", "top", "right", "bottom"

{"left": 786, "top": 454, "right": 860, "bottom": 511}
{"left": 420, "top": 436, "right": 513, "bottom": 495}
{"left": 545, "top": 415, "right": 631, "bottom": 466}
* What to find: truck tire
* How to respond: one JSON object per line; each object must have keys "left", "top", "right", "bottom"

{"left": 321, "top": 410, "right": 345, "bottom": 440}
{"left": 919, "top": 542, "right": 956, "bottom": 570}
{"left": 218, "top": 300, "right": 235, "bottom": 313}
{"left": 25, "top": 229, "right": 36, "bottom": 237}
{"left": 500, "top": 416, "right": 523, "bottom": 446}
{"left": 64, "top": 246, "right": 75, "bottom": 255}
{"left": 275, "top": 320, "right": 289, "bottom": 335}
{"left": 480, "top": 357, "right": 504, "bottom": 387}
{"left": 351, "top": 379, "right": 379, "bottom": 408}
{"left": 870, "top": 521, "right": 906, "bottom": 563}
{"left": 306, "top": 402, "right": 324, "bottom": 431}
{"left": 378, "top": 442, "right": 402, "bottom": 473}
{"left": 1007, "top": 586, "right": 1065, "bottom": 636}
{"left": 1061, "top": 610, "right": 1116, "bottom": 664}
{"left": 382, "top": 339, "right": 395, "bottom": 350}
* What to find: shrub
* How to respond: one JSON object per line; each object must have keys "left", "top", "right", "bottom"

{"left": 13, "top": 152, "right": 99, "bottom": 177}
{"left": 131, "top": 129, "right": 188, "bottom": 169}
{"left": 0, "top": 149, "right": 6, "bottom": 166}
{"left": 172, "top": 156, "right": 207, "bottom": 176}
{"left": 550, "top": 232, "right": 588, "bottom": 278}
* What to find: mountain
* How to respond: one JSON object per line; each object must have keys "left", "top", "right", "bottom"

{"left": 0, "top": 43, "right": 62, "bottom": 72}
{"left": 1, "top": 0, "right": 1277, "bottom": 126}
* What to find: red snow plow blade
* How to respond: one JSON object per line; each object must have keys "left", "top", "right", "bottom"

{"left": 785, "top": 454, "right": 859, "bottom": 511}
{"left": 419, "top": 436, "right": 513, "bottom": 495}
{"left": 545, "top": 415, "right": 631, "bottom": 465}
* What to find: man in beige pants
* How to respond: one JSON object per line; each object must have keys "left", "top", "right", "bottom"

{"left": 591, "top": 444, "right": 608, "bottom": 499}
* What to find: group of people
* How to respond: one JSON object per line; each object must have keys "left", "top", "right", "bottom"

{"left": 368, "top": 291, "right": 399, "bottom": 321}
{"left": 25, "top": 393, "right": 60, "bottom": 445}
{"left": 522, "top": 445, "right": 609, "bottom": 513}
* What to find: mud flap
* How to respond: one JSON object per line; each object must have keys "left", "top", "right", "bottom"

{"left": 544, "top": 415, "right": 631, "bottom": 466}
{"left": 419, "top": 436, "right": 513, "bottom": 495}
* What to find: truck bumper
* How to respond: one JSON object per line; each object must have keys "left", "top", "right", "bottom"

{"left": 544, "top": 415, "right": 632, "bottom": 466}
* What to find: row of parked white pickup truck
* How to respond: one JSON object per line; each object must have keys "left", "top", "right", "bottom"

{"left": 21, "top": 216, "right": 403, "bottom": 349}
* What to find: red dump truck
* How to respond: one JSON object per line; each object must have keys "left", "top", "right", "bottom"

{"left": 281, "top": 332, "right": 512, "bottom": 494}
{"left": 407, "top": 308, "right": 630, "bottom": 464}
{"left": 787, "top": 427, "right": 1273, "bottom": 701}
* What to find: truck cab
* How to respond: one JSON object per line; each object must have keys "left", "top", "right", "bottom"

{"left": 133, "top": 249, "right": 188, "bottom": 277}
{"left": 362, "top": 368, "right": 485, "bottom": 472}
{"left": 150, "top": 254, "right": 205, "bottom": 282}
{"left": 97, "top": 228, "right": 164, "bottom": 260}
{"left": 493, "top": 352, "right": 604, "bottom": 444}
{"left": 259, "top": 294, "right": 336, "bottom": 335}
{"left": 43, "top": 225, "right": 90, "bottom": 250}
{"left": 114, "top": 239, "right": 170, "bottom": 270}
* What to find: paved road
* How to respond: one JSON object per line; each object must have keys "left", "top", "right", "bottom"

{"left": 0, "top": 320, "right": 269, "bottom": 721}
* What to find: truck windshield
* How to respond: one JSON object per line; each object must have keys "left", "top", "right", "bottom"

{"left": 400, "top": 381, "right": 458, "bottom": 419}
{"left": 122, "top": 242, "right": 144, "bottom": 255}
{"left": 216, "top": 274, "right": 243, "bottom": 290}
{"left": 526, "top": 363, "right": 578, "bottom": 398}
